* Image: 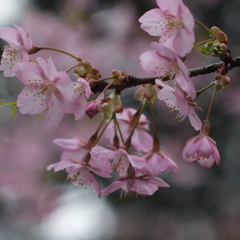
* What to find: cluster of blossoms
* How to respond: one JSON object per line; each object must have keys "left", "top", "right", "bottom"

{"left": 0, "top": 0, "right": 228, "bottom": 198}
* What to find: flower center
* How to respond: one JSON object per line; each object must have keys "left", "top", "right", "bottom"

{"left": 1, "top": 46, "right": 23, "bottom": 71}
{"left": 158, "top": 15, "right": 183, "bottom": 41}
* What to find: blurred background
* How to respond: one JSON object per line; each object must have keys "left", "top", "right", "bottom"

{"left": 0, "top": 0, "right": 240, "bottom": 239}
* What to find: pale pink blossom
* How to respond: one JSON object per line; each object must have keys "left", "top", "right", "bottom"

{"left": 0, "top": 24, "right": 32, "bottom": 77}
{"left": 65, "top": 78, "right": 92, "bottom": 120}
{"left": 47, "top": 158, "right": 111, "bottom": 198}
{"left": 91, "top": 145, "right": 146, "bottom": 176}
{"left": 53, "top": 137, "right": 89, "bottom": 163}
{"left": 182, "top": 135, "right": 220, "bottom": 168}
{"left": 156, "top": 80, "right": 201, "bottom": 130}
{"left": 15, "top": 57, "right": 74, "bottom": 127}
{"left": 140, "top": 42, "right": 196, "bottom": 99}
{"left": 101, "top": 174, "right": 169, "bottom": 198}
{"left": 54, "top": 137, "right": 112, "bottom": 174}
{"left": 139, "top": 0, "right": 195, "bottom": 56}
{"left": 105, "top": 108, "right": 153, "bottom": 152}
{"left": 143, "top": 150, "right": 179, "bottom": 175}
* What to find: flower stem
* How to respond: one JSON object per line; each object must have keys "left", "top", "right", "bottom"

{"left": 124, "top": 98, "right": 147, "bottom": 151}
{"left": 195, "top": 39, "right": 213, "bottom": 46}
{"left": 65, "top": 63, "right": 80, "bottom": 73}
{"left": 113, "top": 113, "right": 125, "bottom": 144}
{"left": 92, "top": 117, "right": 113, "bottom": 147}
{"left": 196, "top": 82, "right": 215, "bottom": 97}
{"left": 205, "top": 88, "right": 217, "bottom": 122}
{"left": 194, "top": 20, "right": 215, "bottom": 39}
{"left": 149, "top": 100, "right": 160, "bottom": 152}
{"left": 37, "top": 46, "right": 78, "bottom": 59}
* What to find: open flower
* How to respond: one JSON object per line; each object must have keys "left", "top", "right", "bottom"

{"left": 65, "top": 78, "right": 92, "bottom": 120}
{"left": 91, "top": 145, "right": 146, "bottom": 176}
{"left": 104, "top": 108, "right": 153, "bottom": 152}
{"left": 182, "top": 135, "right": 220, "bottom": 168}
{"left": 47, "top": 158, "right": 111, "bottom": 198}
{"left": 54, "top": 137, "right": 112, "bottom": 174}
{"left": 101, "top": 174, "right": 169, "bottom": 198}
{"left": 143, "top": 150, "right": 179, "bottom": 175}
{"left": 15, "top": 57, "right": 74, "bottom": 126}
{"left": 140, "top": 42, "right": 196, "bottom": 99}
{"left": 139, "top": 0, "right": 195, "bottom": 56}
{"left": 157, "top": 80, "right": 202, "bottom": 130}
{"left": 0, "top": 24, "right": 33, "bottom": 77}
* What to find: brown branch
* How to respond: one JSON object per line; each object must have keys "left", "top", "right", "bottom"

{"left": 91, "top": 56, "right": 240, "bottom": 93}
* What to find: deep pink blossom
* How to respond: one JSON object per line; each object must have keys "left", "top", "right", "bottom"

{"left": 105, "top": 108, "right": 153, "bottom": 152}
{"left": 0, "top": 24, "right": 32, "bottom": 77}
{"left": 157, "top": 80, "right": 202, "bottom": 130}
{"left": 85, "top": 93, "right": 104, "bottom": 119}
{"left": 101, "top": 175, "right": 169, "bottom": 198}
{"left": 65, "top": 78, "right": 92, "bottom": 120}
{"left": 139, "top": 0, "right": 195, "bottom": 56}
{"left": 91, "top": 145, "right": 146, "bottom": 176}
{"left": 15, "top": 57, "right": 74, "bottom": 127}
{"left": 140, "top": 42, "right": 196, "bottom": 99}
{"left": 182, "top": 135, "right": 220, "bottom": 168}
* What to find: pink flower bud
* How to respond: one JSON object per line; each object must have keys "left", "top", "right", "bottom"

{"left": 85, "top": 100, "right": 99, "bottom": 119}
{"left": 85, "top": 93, "right": 104, "bottom": 119}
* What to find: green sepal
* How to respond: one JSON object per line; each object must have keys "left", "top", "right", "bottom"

{"left": 37, "top": 113, "right": 42, "bottom": 119}
{"left": 10, "top": 103, "right": 17, "bottom": 119}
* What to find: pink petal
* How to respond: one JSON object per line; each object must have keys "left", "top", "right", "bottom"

{"left": 14, "top": 62, "right": 45, "bottom": 85}
{"left": 46, "top": 57, "right": 59, "bottom": 80}
{"left": 0, "top": 27, "right": 19, "bottom": 46}
{"left": 130, "top": 179, "right": 158, "bottom": 195}
{"left": 46, "top": 93, "right": 66, "bottom": 127}
{"left": 13, "top": 24, "right": 32, "bottom": 51}
{"left": 101, "top": 180, "right": 126, "bottom": 196}
{"left": 17, "top": 85, "right": 48, "bottom": 114}
{"left": 188, "top": 110, "right": 202, "bottom": 131}
{"left": 139, "top": 9, "right": 167, "bottom": 36}
{"left": 127, "top": 154, "right": 146, "bottom": 169}
{"left": 53, "top": 138, "right": 83, "bottom": 150}
{"left": 148, "top": 176, "right": 170, "bottom": 187}
{"left": 54, "top": 71, "right": 74, "bottom": 102}
{"left": 156, "top": 0, "right": 180, "bottom": 16}
{"left": 47, "top": 160, "right": 80, "bottom": 171}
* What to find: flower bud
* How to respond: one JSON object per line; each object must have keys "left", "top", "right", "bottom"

{"left": 85, "top": 93, "right": 104, "bottom": 119}
{"left": 101, "top": 92, "right": 123, "bottom": 119}
{"left": 215, "top": 73, "right": 230, "bottom": 91}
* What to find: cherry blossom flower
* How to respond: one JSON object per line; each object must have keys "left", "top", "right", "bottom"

{"left": 0, "top": 24, "right": 33, "bottom": 77}
{"left": 53, "top": 137, "right": 89, "bottom": 163}
{"left": 47, "top": 158, "right": 111, "bottom": 198}
{"left": 101, "top": 174, "right": 169, "bottom": 198}
{"left": 91, "top": 145, "right": 146, "bottom": 176}
{"left": 104, "top": 108, "right": 153, "bottom": 152}
{"left": 15, "top": 57, "right": 74, "bottom": 127}
{"left": 156, "top": 80, "right": 202, "bottom": 130}
{"left": 139, "top": 0, "right": 195, "bottom": 56}
{"left": 53, "top": 137, "right": 112, "bottom": 174}
{"left": 143, "top": 150, "right": 179, "bottom": 175}
{"left": 140, "top": 42, "right": 196, "bottom": 99}
{"left": 182, "top": 135, "right": 220, "bottom": 168}
{"left": 65, "top": 78, "right": 92, "bottom": 120}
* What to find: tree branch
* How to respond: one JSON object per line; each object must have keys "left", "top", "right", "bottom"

{"left": 91, "top": 56, "right": 240, "bottom": 93}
